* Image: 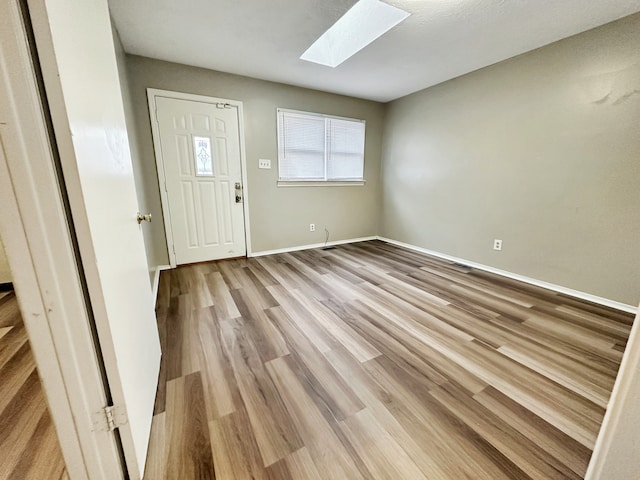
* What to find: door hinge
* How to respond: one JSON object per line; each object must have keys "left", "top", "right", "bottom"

{"left": 93, "top": 404, "right": 127, "bottom": 433}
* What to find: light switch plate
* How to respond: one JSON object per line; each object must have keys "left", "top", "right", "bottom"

{"left": 258, "top": 159, "right": 271, "bottom": 169}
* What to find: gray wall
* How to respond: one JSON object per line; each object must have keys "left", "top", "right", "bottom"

{"left": 381, "top": 13, "right": 640, "bottom": 305}
{"left": 125, "top": 55, "right": 384, "bottom": 260}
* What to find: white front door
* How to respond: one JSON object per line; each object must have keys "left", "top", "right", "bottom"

{"left": 154, "top": 96, "right": 247, "bottom": 265}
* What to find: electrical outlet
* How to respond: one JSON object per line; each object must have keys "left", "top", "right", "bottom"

{"left": 309, "top": 223, "right": 316, "bottom": 232}
{"left": 493, "top": 239, "right": 503, "bottom": 251}
{"left": 258, "top": 159, "right": 271, "bottom": 169}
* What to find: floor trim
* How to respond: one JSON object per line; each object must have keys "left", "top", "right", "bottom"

{"left": 160, "top": 233, "right": 636, "bottom": 314}
{"left": 378, "top": 237, "right": 637, "bottom": 314}
{"left": 249, "top": 236, "right": 378, "bottom": 258}
{"left": 152, "top": 265, "right": 171, "bottom": 303}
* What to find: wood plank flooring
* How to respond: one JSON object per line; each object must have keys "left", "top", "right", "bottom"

{"left": 146, "top": 240, "right": 635, "bottom": 480}
{"left": 0, "top": 290, "right": 68, "bottom": 480}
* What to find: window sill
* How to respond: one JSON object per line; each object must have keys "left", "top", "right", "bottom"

{"left": 277, "top": 180, "right": 366, "bottom": 188}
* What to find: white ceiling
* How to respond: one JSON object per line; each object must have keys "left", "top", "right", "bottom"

{"left": 109, "top": 0, "right": 640, "bottom": 103}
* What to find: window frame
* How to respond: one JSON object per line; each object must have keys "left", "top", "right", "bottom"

{"left": 276, "top": 108, "right": 366, "bottom": 186}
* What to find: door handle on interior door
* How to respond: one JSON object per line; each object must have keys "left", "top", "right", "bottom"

{"left": 235, "top": 182, "right": 243, "bottom": 203}
{"left": 136, "top": 212, "right": 152, "bottom": 224}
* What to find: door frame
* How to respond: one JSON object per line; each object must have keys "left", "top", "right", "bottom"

{"left": 0, "top": 0, "right": 124, "bottom": 477}
{"left": 585, "top": 303, "right": 640, "bottom": 478}
{"left": 147, "top": 88, "right": 252, "bottom": 267}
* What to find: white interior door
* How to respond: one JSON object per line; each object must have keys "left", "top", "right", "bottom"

{"left": 155, "top": 96, "right": 247, "bottom": 264}
{"left": 29, "top": 0, "right": 161, "bottom": 478}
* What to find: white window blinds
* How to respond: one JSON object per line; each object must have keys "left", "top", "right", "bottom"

{"left": 277, "top": 109, "right": 365, "bottom": 182}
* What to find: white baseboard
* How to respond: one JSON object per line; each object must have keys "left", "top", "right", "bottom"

{"left": 152, "top": 264, "right": 171, "bottom": 303}
{"left": 160, "top": 234, "right": 636, "bottom": 314}
{"left": 249, "top": 236, "right": 378, "bottom": 258}
{"left": 378, "top": 237, "right": 637, "bottom": 314}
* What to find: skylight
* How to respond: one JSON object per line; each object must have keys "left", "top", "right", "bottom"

{"left": 300, "top": 0, "right": 411, "bottom": 68}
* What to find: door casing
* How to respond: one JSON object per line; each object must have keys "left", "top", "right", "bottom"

{"left": 148, "top": 88, "right": 252, "bottom": 267}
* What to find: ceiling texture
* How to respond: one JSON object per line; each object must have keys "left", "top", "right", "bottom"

{"left": 109, "top": 0, "right": 640, "bottom": 102}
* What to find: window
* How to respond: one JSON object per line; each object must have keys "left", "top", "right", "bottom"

{"left": 193, "top": 136, "right": 214, "bottom": 176}
{"left": 277, "top": 109, "right": 365, "bottom": 183}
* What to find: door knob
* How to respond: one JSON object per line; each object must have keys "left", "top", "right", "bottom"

{"left": 136, "top": 212, "right": 152, "bottom": 224}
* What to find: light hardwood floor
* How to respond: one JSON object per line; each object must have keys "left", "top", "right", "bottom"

{"left": 0, "top": 290, "right": 67, "bottom": 480}
{"left": 146, "top": 240, "right": 634, "bottom": 479}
